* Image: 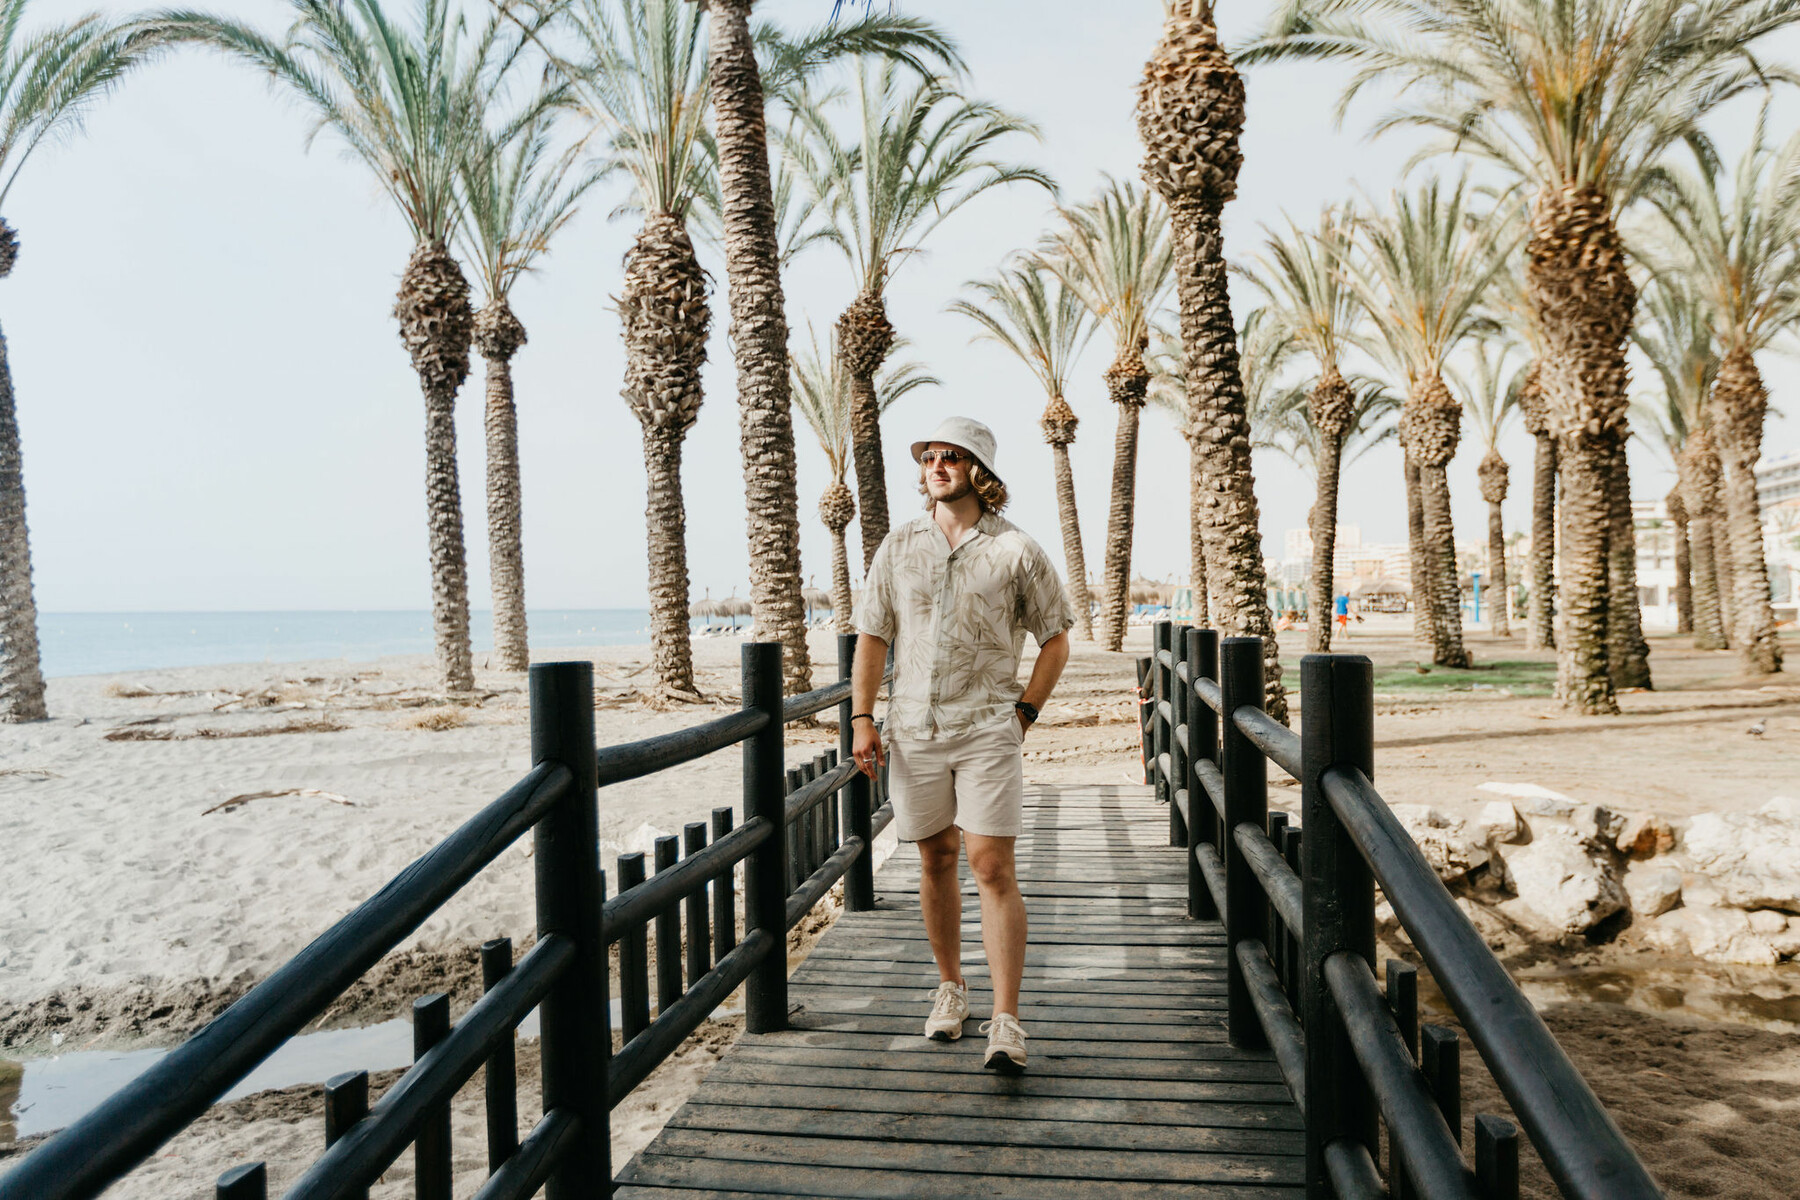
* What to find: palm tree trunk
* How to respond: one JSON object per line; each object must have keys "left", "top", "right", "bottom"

{"left": 644, "top": 425, "right": 698, "bottom": 697}
{"left": 827, "top": 521, "right": 854, "bottom": 636}
{"left": 1526, "top": 432, "right": 1557, "bottom": 650}
{"left": 1711, "top": 347, "right": 1783, "bottom": 674}
{"left": 1679, "top": 434, "right": 1729, "bottom": 650}
{"left": 1487, "top": 501, "right": 1510, "bottom": 638}
{"left": 0, "top": 316, "right": 47, "bottom": 721}
{"left": 1169, "top": 198, "right": 1285, "bottom": 720}
{"left": 1188, "top": 437, "right": 1210, "bottom": 628}
{"left": 1049, "top": 441, "right": 1095, "bottom": 640}
{"left": 1667, "top": 487, "right": 1693, "bottom": 635}
{"left": 1308, "top": 425, "right": 1344, "bottom": 652}
{"left": 1099, "top": 400, "right": 1141, "bottom": 652}
{"left": 1527, "top": 186, "right": 1633, "bottom": 714}
{"left": 1404, "top": 457, "right": 1432, "bottom": 648}
{"left": 1606, "top": 434, "right": 1652, "bottom": 689}
{"left": 840, "top": 291, "right": 895, "bottom": 572}
{"left": 700, "top": 0, "right": 811, "bottom": 694}
{"left": 395, "top": 240, "right": 475, "bottom": 693}
{"left": 1419, "top": 464, "right": 1471, "bottom": 667}
{"left": 476, "top": 302, "right": 529, "bottom": 673}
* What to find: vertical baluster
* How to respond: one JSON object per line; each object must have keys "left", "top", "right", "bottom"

{"left": 1475, "top": 1114, "right": 1519, "bottom": 1200}
{"left": 617, "top": 852, "right": 650, "bottom": 1039}
{"left": 654, "top": 836, "right": 682, "bottom": 1015}
{"left": 1422, "top": 1025, "right": 1462, "bottom": 1145}
{"left": 712, "top": 807, "right": 737, "bottom": 956}
{"left": 215, "top": 1163, "right": 265, "bottom": 1200}
{"left": 323, "top": 1070, "right": 369, "bottom": 1200}
{"left": 1135, "top": 656, "right": 1154, "bottom": 785}
{"left": 1153, "top": 622, "right": 1173, "bottom": 826}
{"left": 1283, "top": 827, "right": 1303, "bottom": 1002}
{"left": 799, "top": 760, "right": 820, "bottom": 879}
{"left": 1220, "top": 637, "right": 1269, "bottom": 1048}
{"left": 1169, "top": 624, "right": 1192, "bottom": 849}
{"left": 815, "top": 751, "right": 836, "bottom": 859}
{"left": 743, "top": 642, "right": 789, "bottom": 1033}
{"left": 684, "top": 823, "right": 710, "bottom": 987}
{"left": 840, "top": 633, "right": 876, "bottom": 911}
{"left": 412, "top": 993, "right": 451, "bottom": 1200}
{"left": 1298, "top": 651, "right": 1378, "bottom": 1199}
{"left": 785, "top": 766, "right": 805, "bottom": 895}
{"left": 1267, "top": 811, "right": 1289, "bottom": 992}
{"left": 480, "top": 939, "right": 518, "bottom": 1171}
{"left": 527, "top": 659, "right": 609, "bottom": 1195}
{"left": 1387, "top": 959, "right": 1420, "bottom": 1200}
{"left": 1186, "top": 628, "right": 1219, "bottom": 920}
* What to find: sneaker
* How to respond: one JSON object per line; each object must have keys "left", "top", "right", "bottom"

{"left": 981, "top": 1013, "right": 1028, "bottom": 1074}
{"left": 924, "top": 981, "right": 969, "bottom": 1041}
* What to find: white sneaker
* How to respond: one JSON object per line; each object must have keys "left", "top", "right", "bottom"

{"left": 924, "top": 981, "right": 969, "bottom": 1041}
{"left": 981, "top": 1012, "right": 1028, "bottom": 1074}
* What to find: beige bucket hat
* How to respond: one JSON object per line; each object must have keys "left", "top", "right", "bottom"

{"left": 910, "top": 416, "right": 1000, "bottom": 479}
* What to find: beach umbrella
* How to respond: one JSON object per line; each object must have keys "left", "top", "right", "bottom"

{"left": 803, "top": 586, "right": 833, "bottom": 610}
{"left": 722, "top": 595, "right": 752, "bottom": 630}
{"left": 691, "top": 590, "right": 724, "bottom": 628}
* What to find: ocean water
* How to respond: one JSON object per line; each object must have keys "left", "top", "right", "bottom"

{"left": 32, "top": 609, "right": 717, "bottom": 679}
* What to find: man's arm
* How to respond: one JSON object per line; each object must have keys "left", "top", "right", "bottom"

{"left": 850, "top": 633, "right": 888, "bottom": 777}
{"left": 1017, "top": 630, "right": 1070, "bottom": 733}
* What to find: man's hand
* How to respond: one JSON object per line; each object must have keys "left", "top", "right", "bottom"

{"left": 1015, "top": 708, "right": 1031, "bottom": 736}
{"left": 852, "top": 717, "right": 885, "bottom": 778}
{"left": 850, "top": 632, "right": 889, "bottom": 778}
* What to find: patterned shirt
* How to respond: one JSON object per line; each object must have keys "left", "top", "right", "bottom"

{"left": 857, "top": 508, "right": 1075, "bottom": 741}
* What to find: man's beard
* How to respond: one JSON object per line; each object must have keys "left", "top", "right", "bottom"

{"left": 929, "top": 476, "right": 973, "bottom": 504}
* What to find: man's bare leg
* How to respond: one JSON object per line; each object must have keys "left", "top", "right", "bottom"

{"left": 963, "top": 831, "right": 1026, "bottom": 1016}
{"left": 917, "top": 824, "right": 964, "bottom": 986}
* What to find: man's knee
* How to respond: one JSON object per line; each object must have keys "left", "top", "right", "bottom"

{"left": 917, "top": 826, "right": 961, "bottom": 874}
{"left": 967, "top": 842, "right": 1017, "bottom": 891}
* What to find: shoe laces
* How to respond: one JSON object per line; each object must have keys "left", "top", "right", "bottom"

{"left": 929, "top": 981, "right": 965, "bottom": 1017}
{"left": 979, "top": 1013, "right": 1027, "bottom": 1042}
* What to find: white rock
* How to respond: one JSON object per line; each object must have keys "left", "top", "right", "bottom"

{"left": 1772, "top": 917, "right": 1800, "bottom": 960}
{"left": 1566, "top": 804, "right": 1626, "bottom": 844}
{"left": 1478, "top": 782, "right": 1576, "bottom": 812}
{"left": 1391, "top": 804, "right": 1490, "bottom": 882}
{"left": 1476, "top": 801, "right": 1524, "bottom": 844}
{"left": 1682, "top": 799, "right": 1800, "bottom": 913}
{"left": 1614, "top": 811, "right": 1677, "bottom": 859}
{"left": 1647, "top": 905, "right": 1778, "bottom": 964}
{"left": 1496, "top": 826, "right": 1626, "bottom": 936}
{"left": 1749, "top": 909, "right": 1789, "bottom": 935}
{"left": 1622, "top": 865, "right": 1683, "bottom": 917}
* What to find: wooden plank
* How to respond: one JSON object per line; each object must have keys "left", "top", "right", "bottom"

{"left": 683, "top": 1080, "right": 1299, "bottom": 1128}
{"left": 785, "top": 1011, "right": 1232, "bottom": 1043}
{"left": 787, "top": 969, "right": 1226, "bottom": 996}
{"left": 703, "top": 1059, "right": 1297, "bottom": 1103}
{"left": 789, "top": 995, "right": 1222, "bottom": 1025}
{"left": 789, "top": 980, "right": 1227, "bottom": 1009}
{"left": 720, "top": 1044, "right": 1285, "bottom": 1082}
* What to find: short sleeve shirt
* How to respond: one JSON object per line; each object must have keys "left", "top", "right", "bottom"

{"left": 856, "top": 508, "right": 1075, "bottom": 740}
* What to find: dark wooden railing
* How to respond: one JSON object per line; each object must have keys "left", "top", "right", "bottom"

{"left": 1141, "top": 622, "right": 1663, "bottom": 1200}
{"left": 2, "top": 634, "right": 888, "bottom": 1200}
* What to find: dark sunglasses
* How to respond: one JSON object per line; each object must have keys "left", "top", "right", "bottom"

{"left": 920, "top": 449, "right": 969, "bottom": 466}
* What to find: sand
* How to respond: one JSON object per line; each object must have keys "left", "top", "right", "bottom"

{"left": 2, "top": 621, "right": 1797, "bottom": 1196}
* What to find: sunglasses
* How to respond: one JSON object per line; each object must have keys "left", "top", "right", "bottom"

{"left": 920, "top": 449, "right": 969, "bottom": 466}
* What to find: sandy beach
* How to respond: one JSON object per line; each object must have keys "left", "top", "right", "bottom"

{"left": 2, "top": 623, "right": 1798, "bottom": 1196}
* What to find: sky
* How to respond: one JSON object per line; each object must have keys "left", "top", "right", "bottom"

{"left": 9, "top": 0, "right": 1798, "bottom": 613}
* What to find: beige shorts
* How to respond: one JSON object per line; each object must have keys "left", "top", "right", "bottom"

{"left": 887, "top": 719, "right": 1026, "bottom": 840}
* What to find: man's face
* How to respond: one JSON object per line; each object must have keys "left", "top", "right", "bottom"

{"left": 922, "top": 441, "right": 974, "bottom": 504}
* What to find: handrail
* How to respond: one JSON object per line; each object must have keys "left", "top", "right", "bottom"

{"left": 597, "top": 709, "right": 767, "bottom": 787}
{"left": 1195, "top": 676, "right": 1222, "bottom": 713}
{"left": 1234, "top": 822, "right": 1305, "bottom": 939}
{"left": 607, "top": 928, "right": 775, "bottom": 1104}
{"left": 1233, "top": 705, "right": 1300, "bottom": 780}
{"left": 602, "top": 816, "right": 772, "bottom": 942}
{"left": 470, "top": 1110, "right": 580, "bottom": 1200}
{"left": 783, "top": 677, "right": 850, "bottom": 723}
{"left": 1237, "top": 939, "right": 1306, "bottom": 1115}
{"left": 785, "top": 757, "right": 859, "bottom": 823}
{"left": 1323, "top": 763, "right": 1660, "bottom": 1198}
{"left": 0, "top": 759, "right": 574, "bottom": 1200}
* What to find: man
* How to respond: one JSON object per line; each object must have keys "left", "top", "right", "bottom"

{"left": 849, "top": 417, "right": 1073, "bottom": 1074}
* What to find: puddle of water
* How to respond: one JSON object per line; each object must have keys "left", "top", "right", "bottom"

{"left": 1512, "top": 961, "right": 1800, "bottom": 1034}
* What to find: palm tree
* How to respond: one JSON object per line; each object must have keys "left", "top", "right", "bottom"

{"left": 785, "top": 59, "right": 1051, "bottom": 572}
{"left": 1261, "top": 374, "right": 1400, "bottom": 480}
{"left": 1641, "top": 119, "right": 1797, "bottom": 674}
{"left": 1633, "top": 274, "right": 1729, "bottom": 650}
{"left": 456, "top": 111, "right": 595, "bottom": 674}
{"left": 1037, "top": 178, "right": 1173, "bottom": 652}
{"left": 159, "top": 0, "right": 546, "bottom": 694}
{"left": 1241, "top": 0, "right": 1800, "bottom": 710}
{"left": 1148, "top": 309, "right": 1297, "bottom": 630}
{"left": 1136, "top": 0, "right": 1286, "bottom": 719}
{"left": 1452, "top": 339, "right": 1525, "bottom": 638}
{"left": 1340, "top": 178, "right": 1517, "bottom": 668}
{"left": 1242, "top": 205, "right": 1363, "bottom": 651}
{"left": 0, "top": 5, "right": 163, "bottom": 721}
{"left": 950, "top": 260, "right": 1098, "bottom": 639}
{"left": 791, "top": 328, "right": 937, "bottom": 632}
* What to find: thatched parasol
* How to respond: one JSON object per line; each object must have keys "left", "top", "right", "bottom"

{"left": 1129, "top": 578, "right": 1172, "bottom": 606}
{"left": 803, "top": 587, "right": 833, "bottom": 623}
{"left": 691, "top": 590, "right": 724, "bottom": 628}
{"left": 721, "top": 595, "right": 752, "bottom": 630}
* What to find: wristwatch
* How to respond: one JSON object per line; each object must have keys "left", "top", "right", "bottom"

{"left": 1014, "top": 700, "right": 1039, "bottom": 726}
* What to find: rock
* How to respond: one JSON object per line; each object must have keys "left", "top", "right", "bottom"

{"left": 1772, "top": 918, "right": 1800, "bottom": 960}
{"left": 1390, "top": 804, "right": 1489, "bottom": 882}
{"left": 1496, "top": 827, "right": 1625, "bottom": 937}
{"left": 1682, "top": 799, "right": 1800, "bottom": 913}
{"left": 1614, "top": 811, "right": 1676, "bottom": 859}
{"left": 1566, "top": 804, "right": 1626, "bottom": 844}
{"left": 1623, "top": 865, "right": 1683, "bottom": 917}
{"left": 1478, "top": 782, "right": 1575, "bottom": 816}
{"left": 1645, "top": 905, "right": 1778, "bottom": 965}
{"left": 1749, "top": 909, "right": 1789, "bottom": 935}
{"left": 1476, "top": 801, "right": 1525, "bottom": 844}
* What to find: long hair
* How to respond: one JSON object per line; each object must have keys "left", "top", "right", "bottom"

{"left": 919, "top": 459, "right": 1009, "bottom": 513}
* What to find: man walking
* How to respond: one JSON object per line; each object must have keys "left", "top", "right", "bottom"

{"left": 849, "top": 417, "right": 1073, "bottom": 1074}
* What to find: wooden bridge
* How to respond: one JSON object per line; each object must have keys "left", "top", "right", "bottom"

{"left": 616, "top": 783, "right": 1305, "bottom": 1199}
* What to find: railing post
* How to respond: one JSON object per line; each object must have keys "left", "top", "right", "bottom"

{"left": 841, "top": 632, "right": 876, "bottom": 911}
{"left": 1220, "top": 636, "right": 1269, "bottom": 1048}
{"left": 742, "top": 642, "right": 789, "bottom": 1034}
{"left": 1187, "top": 628, "right": 1219, "bottom": 920}
{"left": 1152, "top": 622, "right": 1173, "bottom": 812}
{"left": 412, "top": 992, "right": 451, "bottom": 1200}
{"left": 479, "top": 939, "right": 518, "bottom": 1172}
{"left": 1169, "top": 624, "right": 1192, "bottom": 848}
{"left": 528, "top": 660, "right": 609, "bottom": 1198}
{"left": 1134, "top": 656, "right": 1154, "bottom": 784}
{"left": 1299, "top": 652, "right": 1377, "bottom": 1200}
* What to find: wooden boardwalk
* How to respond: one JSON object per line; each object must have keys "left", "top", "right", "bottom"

{"left": 615, "top": 784, "right": 1305, "bottom": 1198}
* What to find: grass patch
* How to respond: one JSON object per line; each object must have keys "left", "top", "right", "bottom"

{"left": 402, "top": 706, "right": 469, "bottom": 732}
{"left": 1278, "top": 659, "right": 1556, "bottom": 697}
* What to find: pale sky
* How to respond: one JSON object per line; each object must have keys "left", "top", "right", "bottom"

{"left": 10, "top": 0, "right": 1797, "bottom": 612}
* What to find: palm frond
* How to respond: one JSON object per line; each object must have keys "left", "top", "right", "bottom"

{"left": 948, "top": 258, "right": 1095, "bottom": 403}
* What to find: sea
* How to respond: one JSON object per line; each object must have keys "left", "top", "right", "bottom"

{"left": 32, "top": 609, "right": 707, "bottom": 679}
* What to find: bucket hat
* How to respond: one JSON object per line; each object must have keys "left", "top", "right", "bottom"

{"left": 911, "top": 417, "right": 999, "bottom": 479}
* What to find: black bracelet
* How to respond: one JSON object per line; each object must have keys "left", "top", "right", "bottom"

{"left": 1014, "top": 700, "right": 1039, "bottom": 724}
{"left": 850, "top": 712, "right": 876, "bottom": 724}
